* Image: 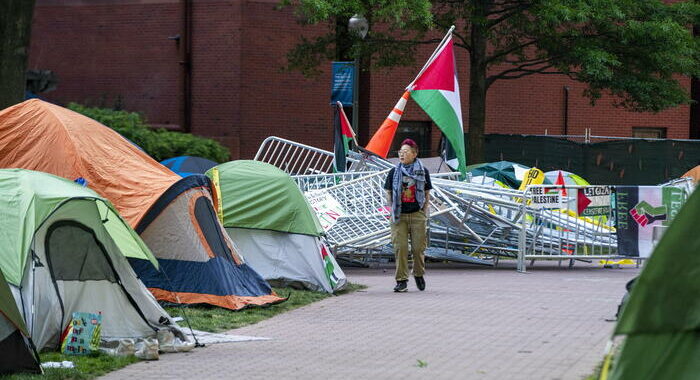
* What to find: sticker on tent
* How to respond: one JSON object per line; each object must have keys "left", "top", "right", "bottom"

{"left": 306, "top": 191, "right": 346, "bottom": 231}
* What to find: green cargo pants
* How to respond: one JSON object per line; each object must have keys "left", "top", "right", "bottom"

{"left": 391, "top": 210, "right": 427, "bottom": 281}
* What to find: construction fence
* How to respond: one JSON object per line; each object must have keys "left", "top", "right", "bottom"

{"left": 480, "top": 134, "right": 700, "bottom": 185}
{"left": 255, "top": 136, "right": 695, "bottom": 271}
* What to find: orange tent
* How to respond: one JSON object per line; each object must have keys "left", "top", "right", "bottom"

{"left": 682, "top": 166, "right": 700, "bottom": 184}
{"left": 0, "top": 99, "right": 283, "bottom": 310}
{"left": 0, "top": 99, "right": 178, "bottom": 228}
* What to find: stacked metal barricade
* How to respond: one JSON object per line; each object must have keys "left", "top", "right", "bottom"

{"left": 255, "top": 136, "right": 692, "bottom": 271}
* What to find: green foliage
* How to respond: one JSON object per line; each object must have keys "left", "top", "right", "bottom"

{"left": 5, "top": 352, "right": 138, "bottom": 380}
{"left": 283, "top": 0, "right": 700, "bottom": 111}
{"left": 165, "top": 283, "right": 367, "bottom": 333}
{"left": 280, "top": 0, "right": 434, "bottom": 72}
{"left": 284, "top": 0, "right": 700, "bottom": 163}
{"left": 67, "top": 103, "right": 230, "bottom": 163}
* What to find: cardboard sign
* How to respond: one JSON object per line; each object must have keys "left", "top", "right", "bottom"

{"left": 579, "top": 186, "right": 612, "bottom": 217}
{"left": 306, "top": 191, "right": 346, "bottom": 231}
{"left": 529, "top": 186, "right": 563, "bottom": 209}
{"left": 61, "top": 312, "right": 102, "bottom": 355}
{"left": 518, "top": 168, "right": 545, "bottom": 191}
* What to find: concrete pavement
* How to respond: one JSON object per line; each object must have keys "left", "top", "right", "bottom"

{"left": 101, "top": 262, "right": 638, "bottom": 380}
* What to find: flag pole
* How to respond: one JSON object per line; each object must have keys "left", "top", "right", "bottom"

{"left": 406, "top": 25, "right": 455, "bottom": 90}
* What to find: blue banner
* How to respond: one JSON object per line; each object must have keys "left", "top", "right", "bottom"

{"left": 331, "top": 61, "right": 354, "bottom": 106}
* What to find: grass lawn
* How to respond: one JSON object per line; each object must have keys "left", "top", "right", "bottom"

{"left": 165, "top": 283, "right": 367, "bottom": 332}
{"left": 5, "top": 352, "right": 139, "bottom": 380}
{"left": 3, "top": 283, "right": 365, "bottom": 380}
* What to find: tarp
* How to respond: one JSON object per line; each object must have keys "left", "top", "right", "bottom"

{"left": 208, "top": 160, "right": 323, "bottom": 236}
{"left": 0, "top": 99, "right": 180, "bottom": 228}
{"left": 610, "top": 188, "right": 700, "bottom": 379}
{"left": 0, "top": 169, "right": 157, "bottom": 286}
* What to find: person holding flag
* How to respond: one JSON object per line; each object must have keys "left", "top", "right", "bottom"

{"left": 366, "top": 26, "right": 466, "bottom": 178}
{"left": 384, "top": 138, "right": 433, "bottom": 292}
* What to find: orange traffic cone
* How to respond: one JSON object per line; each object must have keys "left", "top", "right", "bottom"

{"left": 365, "top": 91, "right": 410, "bottom": 158}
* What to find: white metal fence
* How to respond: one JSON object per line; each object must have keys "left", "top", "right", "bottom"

{"left": 255, "top": 136, "right": 392, "bottom": 175}
{"left": 303, "top": 170, "right": 456, "bottom": 252}
{"left": 254, "top": 137, "right": 695, "bottom": 271}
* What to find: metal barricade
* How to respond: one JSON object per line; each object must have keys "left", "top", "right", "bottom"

{"left": 429, "top": 179, "right": 531, "bottom": 260}
{"left": 305, "top": 170, "right": 456, "bottom": 254}
{"left": 515, "top": 185, "right": 619, "bottom": 272}
{"left": 257, "top": 136, "right": 697, "bottom": 271}
{"left": 255, "top": 136, "right": 392, "bottom": 175}
{"left": 293, "top": 171, "right": 379, "bottom": 192}
{"left": 254, "top": 136, "right": 343, "bottom": 175}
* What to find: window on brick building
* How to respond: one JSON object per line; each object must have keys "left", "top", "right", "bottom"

{"left": 390, "top": 121, "right": 432, "bottom": 157}
{"left": 632, "top": 127, "right": 667, "bottom": 139}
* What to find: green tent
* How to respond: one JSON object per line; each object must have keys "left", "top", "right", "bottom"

{"left": 608, "top": 188, "right": 700, "bottom": 380}
{"left": 0, "top": 169, "right": 158, "bottom": 286}
{"left": 0, "top": 268, "right": 41, "bottom": 374}
{"left": 467, "top": 161, "right": 532, "bottom": 188}
{"left": 208, "top": 160, "right": 323, "bottom": 236}
{"left": 207, "top": 161, "right": 346, "bottom": 293}
{"left": 0, "top": 169, "right": 182, "bottom": 352}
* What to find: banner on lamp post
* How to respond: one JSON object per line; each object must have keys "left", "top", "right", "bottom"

{"left": 331, "top": 61, "right": 355, "bottom": 106}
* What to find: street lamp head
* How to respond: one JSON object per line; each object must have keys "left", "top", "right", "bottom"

{"left": 348, "top": 14, "right": 369, "bottom": 39}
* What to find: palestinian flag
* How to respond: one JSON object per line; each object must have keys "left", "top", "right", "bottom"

{"left": 320, "top": 242, "right": 341, "bottom": 289}
{"left": 408, "top": 31, "right": 466, "bottom": 177}
{"left": 333, "top": 102, "right": 355, "bottom": 172}
{"left": 365, "top": 91, "right": 410, "bottom": 158}
{"left": 440, "top": 134, "right": 459, "bottom": 171}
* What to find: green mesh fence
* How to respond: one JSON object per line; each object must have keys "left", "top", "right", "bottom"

{"left": 476, "top": 134, "right": 700, "bottom": 185}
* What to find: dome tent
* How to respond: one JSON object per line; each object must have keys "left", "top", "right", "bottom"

{"left": 608, "top": 188, "right": 700, "bottom": 380}
{"left": 467, "top": 161, "right": 531, "bottom": 188}
{"left": 209, "top": 160, "right": 346, "bottom": 293}
{"left": 0, "top": 99, "right": 282, "bottom": 310}
{"left": 0, "top": 169, "right": 191, "bottom": 353}
{"left": 0, "top": 267, "right": 40, "bottom": 375}
{"left": 161, "top": 156, "right": 218, "bottom": 177}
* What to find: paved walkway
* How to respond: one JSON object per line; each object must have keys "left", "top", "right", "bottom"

{"left": 102, "top": 262, "right": 638, "bottom": 380}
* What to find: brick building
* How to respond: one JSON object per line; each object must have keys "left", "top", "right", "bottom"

{"left": 29, "top": 0, "right": 697, "bottom": 160}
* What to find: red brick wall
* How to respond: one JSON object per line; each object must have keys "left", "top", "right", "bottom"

{"left": 29, "top": 0, "right": 183, "bottom": 127}
{"left": 238, "top": 0, "right": 332, "bottom": 158}
{"left": 29, "top": 0, "right": 692, "bottom": 162}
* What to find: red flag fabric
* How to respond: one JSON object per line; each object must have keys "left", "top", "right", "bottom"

{"left": 555, "top": 170, "right": 568, "bottom": 197}
{"left": 577, "top": 189, "right": 592, "bottom": 215}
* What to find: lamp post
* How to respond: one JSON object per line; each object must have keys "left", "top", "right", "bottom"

{"left": 348, "top": 14, "right": 368, "bottom": 141}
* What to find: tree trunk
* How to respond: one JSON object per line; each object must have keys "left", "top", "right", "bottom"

{"left": 467, "top": 4, "right": 489, "bottom": 164}
{"left": 0, "top": 0, "right": 36, "bottom": 109}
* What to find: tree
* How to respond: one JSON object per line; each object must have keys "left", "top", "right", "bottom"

{"left": 281, "top": 0, "right": 700, "bottom": 163}
{"left": 0, "top": 0, "right": 36, "bottom": 109}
